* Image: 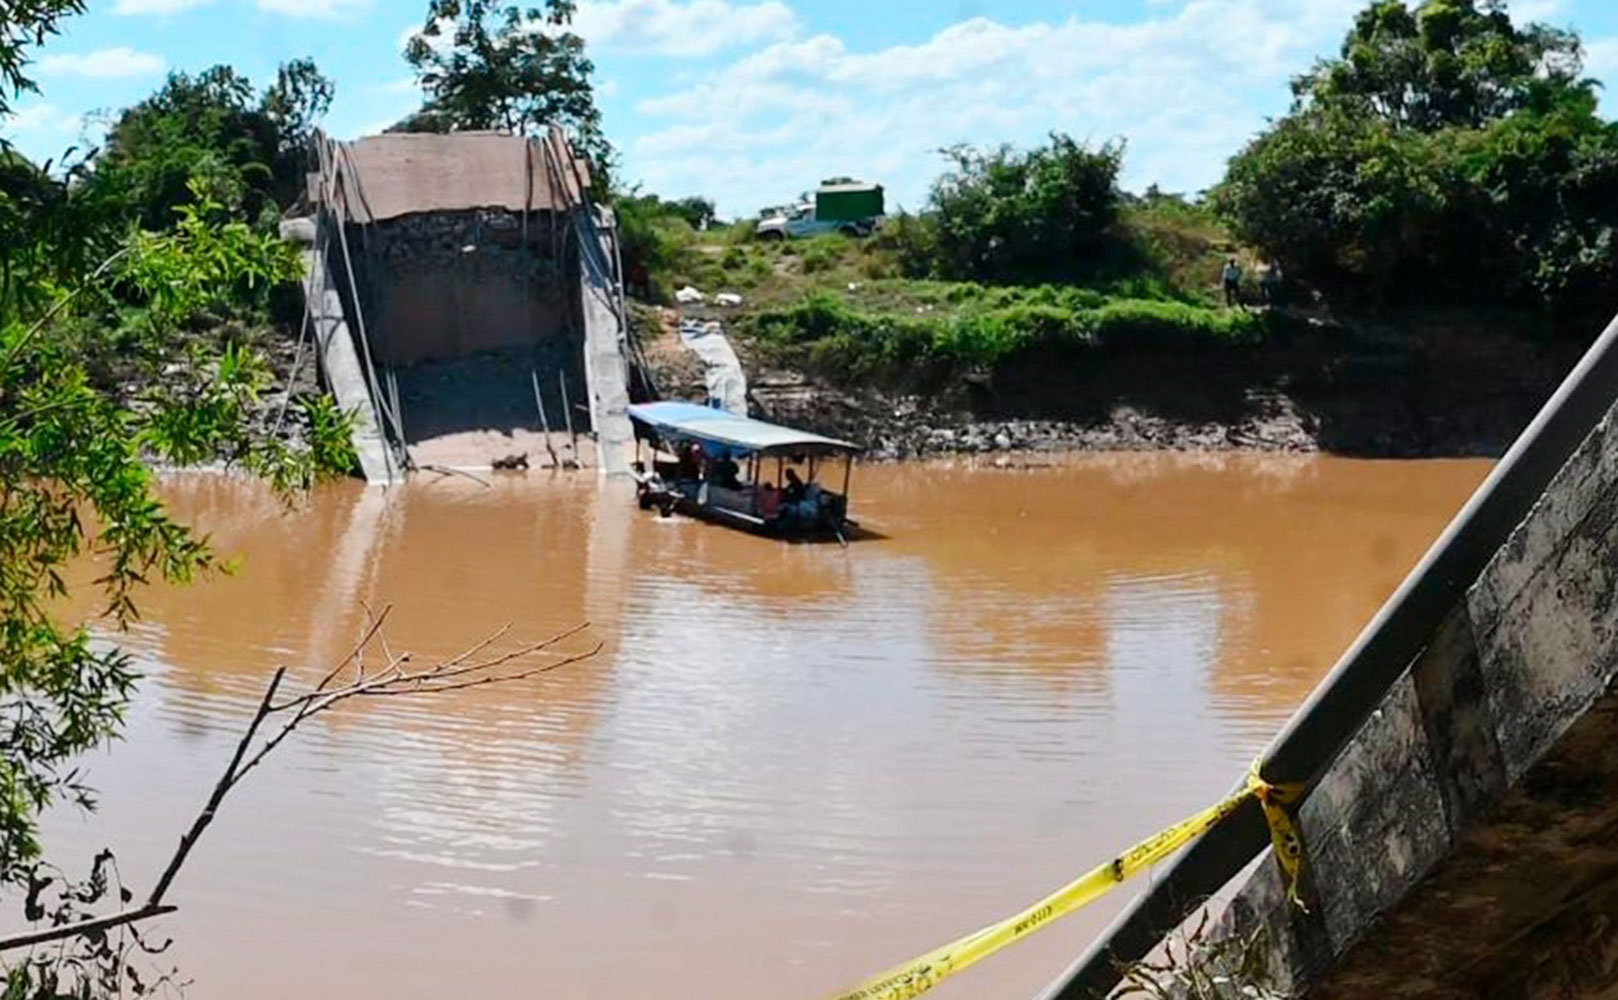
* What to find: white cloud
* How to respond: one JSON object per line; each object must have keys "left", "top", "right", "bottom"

{"left": 622, "top": 0, "right": 1365, "bottom": 216}
{"left": 2, "top": 102, "right": 80, "bottom": 136}
{"left": 397, "top": 17, "right": 455, "bottom": 54}
{"left": 256, "top": 0, "right": 370, "bottom": 18}
{"left": 370, "top": 77, "right": 420, "bottom": 96}
{"left": 113, "top": 0, "right": 213, "bottom": 13}
{"left": 0, "top": 102, "right": 100, "bottom": 165}
{"left": 36, "top": 47, "right": 165, "bottom": 78}
{"left": 573, "top": 0, "right": 798, "bottom": 57}
{"left": 397, "top": 2, "right": 795, "bottom": 60}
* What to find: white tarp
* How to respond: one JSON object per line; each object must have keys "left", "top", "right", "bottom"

{"left": 679, "top": 319, "right": 748, "bottom": 417}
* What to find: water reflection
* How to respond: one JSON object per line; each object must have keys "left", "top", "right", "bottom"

{"left": 35, "top": 453, "right": 1488, "bottom": 1000}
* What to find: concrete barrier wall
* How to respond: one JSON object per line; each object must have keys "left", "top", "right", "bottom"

{"left": 350, "top": 210, "right": 579, "bottom": 368}
{"left": 1209, "top": 409, "right": 1618, "bottom": 998}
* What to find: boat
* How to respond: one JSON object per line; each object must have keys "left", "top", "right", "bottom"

{"left": 627, "top": 401, "right": 863, "bottom": 541}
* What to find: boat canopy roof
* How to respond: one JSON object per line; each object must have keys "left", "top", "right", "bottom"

{"left": 628, "top": 402, "right": 862, "bottom": 457}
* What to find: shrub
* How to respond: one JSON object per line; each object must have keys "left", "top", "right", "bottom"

{"left": 741, "top": 286, "right": 1266, "bottom": 378}
{"left": 801, "top": 239, "right": 840, "bottom": 274}
{"left": 909, "top": 134, "right": 1128, "bottom": 283}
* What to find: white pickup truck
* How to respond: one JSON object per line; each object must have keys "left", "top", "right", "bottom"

{"left": 757, "top": 181, "right": 885, "bottom": 241}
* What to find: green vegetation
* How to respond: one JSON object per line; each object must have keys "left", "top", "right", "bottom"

{"left": 626, "top": 135, "right": 1245, "bottom": 381}
{"left": 92, "top": 60, "right": 333, "bottom": 231}
{"left": 885, "top": 135, "right": 1129, "bottom": 283}
{"left": 398, "top": 0, "right": 609, "bottom": 178}
{"left": 742, "top": 287, "right": 1271, "bottom": 379}
{"left": 3, "top": 6, "right": 359, "bottom": 993}
{"left": 1213, "top": 0, "right": 1618, "bottom": 315}
{"left": 0, "top": 0, "right": 82, "bottom": 121}
{"left": 615, "top": 191, "right": 722, "bottom": 301}
{"left": 628, "top": 0, "right": 1618, "bottom": 390}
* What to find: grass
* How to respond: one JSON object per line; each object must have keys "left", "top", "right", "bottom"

{"left": 739, "top": 287, "right": 1273, "bottom": 378}
{"left": 641, "top": 197, "right": 1270, "bottom": 383}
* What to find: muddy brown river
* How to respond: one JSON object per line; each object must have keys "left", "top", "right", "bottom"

{"left": 38, "top": 453, "right": 1490, "bottom": 999}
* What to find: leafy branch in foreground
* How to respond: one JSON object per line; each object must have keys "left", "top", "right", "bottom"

{"left": 1, "top": 609, "right": 599, "bottom": 993}
{"left": 0, "top": 185, "right": 329, "bottom": 896}
{"left": 0, "top": 0, "right": 85, "bottom": 122}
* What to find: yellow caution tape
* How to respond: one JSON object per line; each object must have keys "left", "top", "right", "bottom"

{"left": 1249, "top": 761, "right": 1306, "bottom": 909}
{"left": 824, "top": 762, "right": 1305, "bottom": 1000}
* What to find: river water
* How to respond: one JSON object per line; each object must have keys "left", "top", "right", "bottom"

{"left": 38, "top": 453, "right": 1490, "bottom": 999}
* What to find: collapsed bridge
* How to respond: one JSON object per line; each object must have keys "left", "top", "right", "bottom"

{"left": 283, "top": 128, "right": 639, "bottom": 482}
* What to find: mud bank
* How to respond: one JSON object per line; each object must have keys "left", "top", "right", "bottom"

{"left": 636, "top": 306, "right": 1585, "bottom": 461}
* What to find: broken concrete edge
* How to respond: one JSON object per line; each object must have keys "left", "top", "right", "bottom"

{"left": 1180, "top": 399, "right": 1618, "bottom": 997}
{"left": 579, "top": 215, "right": 635, "bottom": 478}
{"left": 1038, "top": 311, "right": 1618, "bottom": 1000}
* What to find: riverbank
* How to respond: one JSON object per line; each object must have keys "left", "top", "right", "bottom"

{"left": 635, "top": 301, "right": 1585, "bottom": 461}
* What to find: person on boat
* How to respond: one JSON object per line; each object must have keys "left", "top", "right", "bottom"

{"left": 783, "top": 467, "right": 807, "bottom": 504}
{"left": 712, "top": 453, "right": 742, "bottom": 490}
{"left": 756, "top": 481, "right": 782, "bottom": 520}
{"left": 676, "top": 441, "right": 703, "bottom": 483}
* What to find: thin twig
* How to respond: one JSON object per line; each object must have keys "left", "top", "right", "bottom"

{"left": 146, "top": 668, "right": 287, "bottom": 907}
{"left": 307, "top": 604, "right": 392, "bottom": 699}
{"left": 0, "top": 905, "right": 177, "bottom": 954}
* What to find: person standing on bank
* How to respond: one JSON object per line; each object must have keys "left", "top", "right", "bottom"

{"left": 1222, "top": 257, "right": 1243, "bottom": 307}
{"left": 1259, "top": 261, "right": 1283, "bottom": 306}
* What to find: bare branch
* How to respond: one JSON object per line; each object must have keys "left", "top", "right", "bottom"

{"left": 0, "top": 905, "right": 177, "bottom": 954}
{"left": 0, "top": 617, "right": 595, "bottom": 956}
{"left": 145, "top": 667, "right": 287, "bottom": 908}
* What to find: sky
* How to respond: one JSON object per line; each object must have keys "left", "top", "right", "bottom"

{"left": 7, "top": 0, "right": 1618, "bottom": 217}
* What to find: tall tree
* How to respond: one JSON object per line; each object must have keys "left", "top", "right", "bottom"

{"left": 400, "top": 0, "right": 609, "bottom": 173}
{"left": 1214, "top": 0, "right": 1618, "bottom": 315}
{"left": 90, "top": 60, "right": 335, "bottom": 230}
{"left": 1294, "top": 0, "right": 1582, "bottom": 129}
{"left": 261, "top": 57, "right": 336, "bottom": 152}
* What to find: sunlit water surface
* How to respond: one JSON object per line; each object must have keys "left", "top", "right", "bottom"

{"left": 34, "top": 453, "right": 1490, "bottom": 999}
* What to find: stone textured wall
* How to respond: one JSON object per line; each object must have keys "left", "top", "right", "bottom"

{"left": 1204, "top": 410, "right": 1618, "bottom": 999}
{"left": 345, "top": 209, "right": 580, "bottom": 367}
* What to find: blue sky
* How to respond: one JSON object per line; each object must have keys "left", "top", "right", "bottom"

{"left": 7, "top": 0, "right": 1618, "bottom": 216}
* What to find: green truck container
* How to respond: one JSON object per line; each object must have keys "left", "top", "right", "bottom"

{"left": 814, "top": 182, "right": 885, "bottom": 223}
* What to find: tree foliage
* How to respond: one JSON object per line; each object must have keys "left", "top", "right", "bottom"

{"left": 1214, "top": 0, "right": 1618, "bottom": 316}
{"left": 1295, "top": 0, "right": 1581, "bottom": 129}
{"left": 400, "top": 0, "right": 608, "bottom": 172}
{"left": 893, "top": 134, "right": 1128, "bottom": 283}
{"left": 2, "top": 8, "right": 353, "bottom": 992}
{"left": 1, "top": 167, "right": 321, "bottom": 891}
{"left": 89, "top": 60, "right": 334, "bottom": 231}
